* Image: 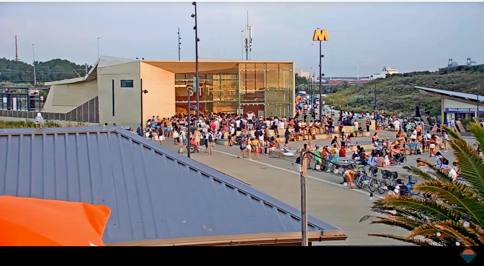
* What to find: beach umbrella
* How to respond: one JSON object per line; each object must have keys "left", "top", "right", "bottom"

{"left": 0, "top": 196, "right": 110, "bottom": 246}
{"left": 415, "top": 106, "right": 421, "bottom": 118}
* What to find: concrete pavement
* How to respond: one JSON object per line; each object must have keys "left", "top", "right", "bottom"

{"left": 158, "top": 128, "right": 470, "bottom": 245}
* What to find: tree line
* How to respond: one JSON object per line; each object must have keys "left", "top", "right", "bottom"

{"left": 0, "top": 58, "right": 93, "bottom": 85}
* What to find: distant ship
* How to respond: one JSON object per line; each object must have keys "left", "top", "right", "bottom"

{"left": 370, "top": 66, "right": 399, "bottom": 79}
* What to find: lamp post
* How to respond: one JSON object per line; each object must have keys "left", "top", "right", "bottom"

{"left": 32, "top": 44, "right": 36, "bottom": 86}
{"left": 187, "top": 87, "right": 192, "bottom": 158}
{"left": 192, "top": 1, "right": 200, "bottom": 123}
{"left": 299, "top": 150, "right": 308, "bottom": 246}
{"left": 355, "top": 65, "right": 360, "bottom": 80}
{"left": 241, "top": 30, "right": 244, "bottom": 60}
{"left": 373, "top": 76, "right": 377, "bottom": 110}
{"left": 178, "top": 28, "right": 181, "bottom": 61}
{"left": 97, "top": 37, "right": 101, "bottom": 58}
{"left": 318, "top": 40, "right": 323, "bottom": 122}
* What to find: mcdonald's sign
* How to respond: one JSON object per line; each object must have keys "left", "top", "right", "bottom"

{"left": 313, "top": 29, "right": 329, "bottom": 41}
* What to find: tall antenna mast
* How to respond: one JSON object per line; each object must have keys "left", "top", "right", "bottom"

{"left": 15, "top": 35, "right": 19, "bottom": 61}
{"left": 244, "top": 11, "right": 253, "bottom": 60}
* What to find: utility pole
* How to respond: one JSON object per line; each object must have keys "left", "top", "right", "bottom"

{"left": 15, "top": 35, "right": 19, "bottom": 62}
{"left": 85, "top": 64, "right": 88, "bottom": 76}
{"left": 374, "top": 82, "right": 377, "bottom": 110}
{"left": 97, "top": 37, "right": 101, "bottom": 58}
{"left": 477, "top": 82, "right": 481, "bottom": 121}
{"left": 32, "top": 44, "right": 36, "bottom": 86}
{"left": 192, "top": 1, "right": 200, "bottom": 122}
{"left": 318, "top": 39, "right": 323, "bottom": 122}
{"left": 245, "top": 12, "right": 253, "bottom": 61}
{"left": 178, "top": 27, "right": 181, "bottom": 61}
{"left": 299, "top": 151, "right": 308, "bottom": 246}
{"left": 241, "top": 30, "right": 244, "bottom": 60}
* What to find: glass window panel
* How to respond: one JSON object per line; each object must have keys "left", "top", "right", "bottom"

{"left": 220, "top": 79, "right": 238, "bottom": 101}
{"left": 256, "top": 63, "right": 266, "bottom": 70}
{"left": 279, "top": 70, "right": 291, "bottom": 90}
{"left": 279, "top": 63, "right": 292, "bottom": 70}
{"left": 266, "top": 64, "right": 279, "bottom": 70}
{"left": 266, "top": 69, "right": 279, "bottom": 89}
{"left": 203, "top": 79, "right": 214, "bottom": 102}
{"left": 213, "top": 101, "right": 238, "bottom": 114}
{"left": 245, "top": 63, "right": 256, "bottom": 70}
{"left": 266, "top": 91, "right": 290, "bottom": 103}
{"left": 265, "top": 103, "right": 291, "bottom": 117}
{"left": 255, "top": 70, "right": 265, "bottom": 91}
{"left": 175, "top": 74, "right": 186, "bottom": 79}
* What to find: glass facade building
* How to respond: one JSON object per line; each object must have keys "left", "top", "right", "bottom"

{"left": 175, "top": 62, "right": 294, "bottom": 117}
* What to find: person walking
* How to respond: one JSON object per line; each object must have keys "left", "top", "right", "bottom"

{"left": 206, "top": 130, "right": 214, "bottom": 155}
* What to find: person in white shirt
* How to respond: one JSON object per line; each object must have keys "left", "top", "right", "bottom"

{"left": 393, "top": 119, "right": 401, "bottom": 132}
{"left": 446, "top": 165, "right": 457, "bottom": 182}
{"left": 235, "top": 119, "right": 241, "bottom": 130}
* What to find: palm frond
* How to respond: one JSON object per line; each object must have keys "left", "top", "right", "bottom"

{"left": 369, "top": 216, "right": 420, "bottom": 231}
{"left": 435, "top": 223, "right": 480, "bottom": 246}
{"left": 415, "top": 182, "right": 484, "bottom": 225}
{"left": 403, "top": 166, "right": 439, "bottom": 181}
{"left": 443, "top": 125, "right": 464, "bottom": 142}
{"left": 465, "top": 221, "right": 484, "bottom": 244}
{"left": 382, "top": 196, "right": 462, "bottom": 222}
{"left": 468, "top": 121, "right": 484, "bottom": 155}
{"left": 448, "top": 138, "right": 484, "bottom": 197}
{"left": 443, "top": 123, "right": 484, "bottom": 196}
{"left": 368, "top": 233, "right": 438, "bottom": 246}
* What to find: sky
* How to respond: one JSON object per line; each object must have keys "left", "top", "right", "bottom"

{"left": 0, "top": 2, "right": 483, "bottom": 77}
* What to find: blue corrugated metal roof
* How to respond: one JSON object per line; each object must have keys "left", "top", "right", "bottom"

{"left": 0, "top": 127, "right": 343, "bottom": 245}
{"left": 415, "top": 86, "right": 484, "bottom": 102}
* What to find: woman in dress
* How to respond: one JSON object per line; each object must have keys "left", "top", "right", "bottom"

{"left": 194, "top": 129, "right": 201, "bottom": 152}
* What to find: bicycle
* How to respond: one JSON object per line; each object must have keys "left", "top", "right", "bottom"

{"left": 355, "top": 172, "right": 371, "bottom": 189}
{"left": 341, "top": 160, "right": 367, "bottom": 173}
{"left": 381, "top": 170, "right": 399, "bottom": 187}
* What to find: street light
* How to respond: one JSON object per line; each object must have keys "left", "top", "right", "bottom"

{"left": 178, "top": 27, "right": 181, "bottom": 61}
{"left": 318, "top": 39, "right": 323, "bottom": 122}
{"left": 97, "top": 37, "right": 101, "bottom": 58}
{"left": 192, "top": 1, "right": 200, "bottom": 123}
{"left": 355, "top": 65, "right": 360, "bottom": 80}
{"left": 241, "top": 30, "right": 244, "bottom": 60}
{"left": 32, "top": 44, "right": 36, "bottom": 86}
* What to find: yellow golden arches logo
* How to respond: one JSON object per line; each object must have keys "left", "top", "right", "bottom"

{"left": 313, "top": 29, "right": 329, "bottom": 41}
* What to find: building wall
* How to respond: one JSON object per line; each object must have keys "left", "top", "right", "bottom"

{"left": 97, "top": 61, "right": 141, "bottom": 127}
{"left": 444, "top": 99, "right": 478, "bottom": 109}
{"left": 140, "top": 62, "right": 176, "bottom": 122}
{"left": 43, "top": 80, "right": 98, "bottom": 113}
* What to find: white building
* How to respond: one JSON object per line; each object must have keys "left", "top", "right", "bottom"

{"left": 295, "top": 69, "right": 311, "bottom": 79}
{"left": 370, "top": 66, "right": 400, "bottom": 79}
{"left": 415, "top": 86, "right": 484, "bottom": 124}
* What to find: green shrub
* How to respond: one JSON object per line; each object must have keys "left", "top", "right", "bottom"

{"left": 0, "top": 120, "right": 85, "bottom": 129}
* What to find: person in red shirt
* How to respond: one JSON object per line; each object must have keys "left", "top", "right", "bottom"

{"left": 339, "top": 145, "right": 346, "bottom": 157}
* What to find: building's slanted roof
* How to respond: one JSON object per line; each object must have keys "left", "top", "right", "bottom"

{"left": 415, "top": 86, "right": 484, "bottom": 103}
{"left": 45, "top": 56, "right": 138, "bottom": 86}
{"left": 0, "top": 127, "right": 345, "bottom": 246}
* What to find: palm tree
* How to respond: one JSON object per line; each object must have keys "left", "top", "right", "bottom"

{"left": 361, "top": 121, "right": 484, "bottom": 246}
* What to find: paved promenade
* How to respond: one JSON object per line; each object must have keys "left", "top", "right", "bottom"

{"left": 160, "top": 129, "right": 467, "bottom": 245}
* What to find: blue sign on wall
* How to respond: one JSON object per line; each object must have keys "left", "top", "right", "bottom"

{"left": 445, "top": 108, "right": 484, "bottom": 114}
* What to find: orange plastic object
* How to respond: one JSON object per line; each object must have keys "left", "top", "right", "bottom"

{"left": 0, "top": 196, "right": 110, "bottom": 246}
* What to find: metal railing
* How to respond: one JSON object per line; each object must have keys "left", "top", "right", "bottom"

{"left": 0, "top": 96, "right": 99, "bottom": 124}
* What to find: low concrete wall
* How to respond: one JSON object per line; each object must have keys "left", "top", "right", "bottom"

{"left": 0, "top": 116, "right": 99, "bottom": 127}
